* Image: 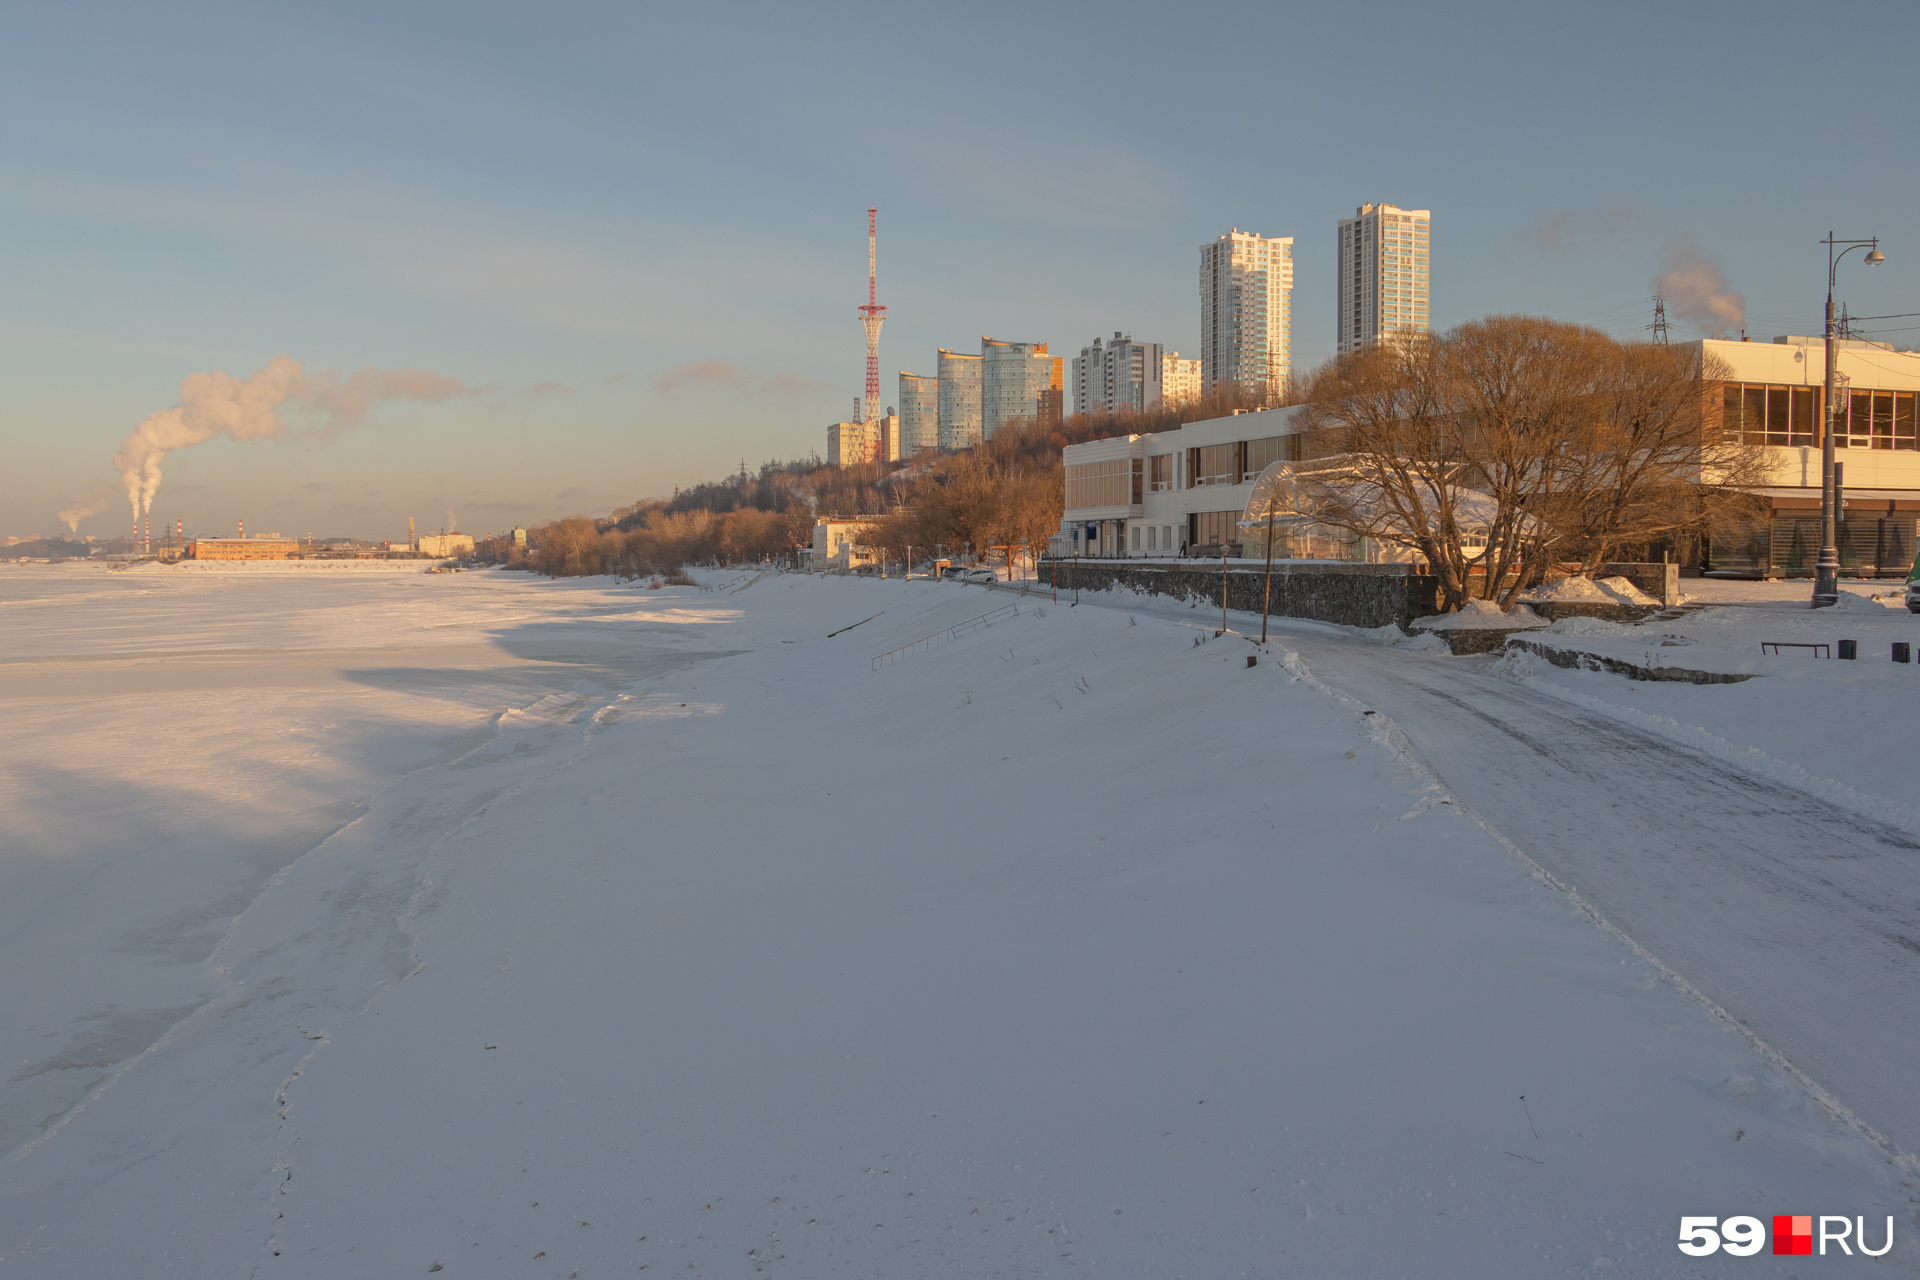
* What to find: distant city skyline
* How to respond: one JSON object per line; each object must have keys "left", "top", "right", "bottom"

{"left": 3, "top": 2, "right": 1914, "bottom": 538}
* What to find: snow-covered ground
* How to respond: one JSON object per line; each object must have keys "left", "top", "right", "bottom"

{"left": 2, "top": 562, "right": 1915, "bottom": 1275}
{"left": 1496, "top": 582, "right": 1920, "bottom": 828}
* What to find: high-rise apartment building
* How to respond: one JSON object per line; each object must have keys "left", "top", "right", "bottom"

{"left": 1338, "top": 204, "right": 1431, "bottom": 353}
{"left": 898, "top": 372, "right": 939, "bottom": 456}
{"left": 1162, "top": 352, "right": 1202, "bottom": 408}
{"left": 981, "top": 338, "right": 1063, "bottom": 438}
{"left": 1199, "top": 230, "right": 1293, "bottom": 402}
{"left": 936, "top": 349, "right": 982, "bottom": 449}
{"left": 1072, "top": 333, "right": 1166, "bottom": 416}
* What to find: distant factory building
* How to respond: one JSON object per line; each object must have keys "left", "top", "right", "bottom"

{"left": 417, "top": 533, "right": 476, "bottom": 558}
{"left": 190, "top": 537, "right": 302, "bottom": 560}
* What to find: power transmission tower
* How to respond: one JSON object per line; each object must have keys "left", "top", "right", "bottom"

{"left": 1647, "top": 294, "right": 1670, "bottom": 344}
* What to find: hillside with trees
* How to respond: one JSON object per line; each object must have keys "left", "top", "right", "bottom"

{"left": 497, "top": 386, "right": 1268, "bottom": 578}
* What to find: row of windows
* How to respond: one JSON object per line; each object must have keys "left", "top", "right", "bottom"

{"left": 1185, "top": 435, "right": 1302, "bottom": 488}
{"left": 1070, "top": 436, "right": 1305, "bottom": 509}
{"left": 1064, "top": 458, "right": 1138, "bottom": 509}
{"left": 1723, "top": 384, "right": 1919, "bottom": 450}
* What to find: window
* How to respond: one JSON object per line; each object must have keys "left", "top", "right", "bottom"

{"left": 1146, "top": 524, "right": 1157, "bottom": 550}
{"left": 1163, "top": 525, "right": 1174, "bottom": 551}
{"left": 1244, "top": 434, "right": 1298, "bottom": 480}
{"left": 1836, "top": 390, "right": 1918, "bottom": 450}
{"left": 1149, "top": 452, "right": 1174, "bottom": 491}
{"left": 1132, "top": 457, "right": 1144, "bottom": 504}
{"left": 1065, "top": 458, "right": 1133, "bottom": 509}
{"left": 1189, "top": 510, "right": 1242, "bottom": 547}
{"left": 1187, "top": 443, "right": 1239, "bottom": 486}
{"left": 1722, "top": 382, "right": 1817, "bottom": 447}
{"left": 1130, "top": 525, "right": 1141, "bottom": 552}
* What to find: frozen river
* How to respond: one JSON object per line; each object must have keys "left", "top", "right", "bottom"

{"left": 0, "top": 564, "right": 737, "bottom": 1160}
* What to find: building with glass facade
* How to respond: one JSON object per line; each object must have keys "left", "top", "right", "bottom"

{"left": 936, "top": 348, "right": 982, "bottom": 449}
{"left": 898, "top": 372, "right": 939, "bottom": 456}
{"left": 1199, "top": 230, "right": 1293, "bottom": 402}
{"left": 981, "top": 338, "right": 1063, "bottom": 438}
{"left": 1338, "top": 204, "right": 1431, "bottom": 354}
{"left": 1055, "top": 406, "right": 1313, "bottom": 559}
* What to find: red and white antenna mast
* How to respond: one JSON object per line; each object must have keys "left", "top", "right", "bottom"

{"left": 857, "top": 208, "right": 886, "bottom": 425}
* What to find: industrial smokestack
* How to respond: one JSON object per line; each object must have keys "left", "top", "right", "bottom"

{"left": 238, "top": 519, "right": 244, "bottom": 539}
{"left": 409, "top": 516, "right": 416, "bottom": 552}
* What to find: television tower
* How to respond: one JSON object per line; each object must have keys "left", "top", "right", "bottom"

{"left": 858, "top": 208, "right": 885, "bottom": 425}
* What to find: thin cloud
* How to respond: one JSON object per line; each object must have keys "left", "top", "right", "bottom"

{"left": 654, "top": 360, "right": 833, "bottom": 402}
{"left": 1520, "top": 207, "right": 1651, "bottom": 256}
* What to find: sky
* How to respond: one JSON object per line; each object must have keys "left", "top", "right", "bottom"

{"left": 3, "top": 0, "right": 1916, "bottom": 542}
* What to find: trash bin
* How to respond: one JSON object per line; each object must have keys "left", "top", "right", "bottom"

{"left": 1838, "top": 639, "right": 1858, "bottom": 660}
{"left": 1895, "top": 642, "right": 1912, "bottom": 664}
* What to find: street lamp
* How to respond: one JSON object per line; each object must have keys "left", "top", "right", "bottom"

{"left": 1813, "top": 232, "right": 1886, "bottom": 608}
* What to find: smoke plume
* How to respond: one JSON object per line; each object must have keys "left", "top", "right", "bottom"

{"left": 1652, "top": 235, "right": 1745, "bottom": 336}
{"left": 87, "top": 355, "right": 473, "bottom": 535}
{"left": 58, "top": 482, "right": 120, "bottom": 533}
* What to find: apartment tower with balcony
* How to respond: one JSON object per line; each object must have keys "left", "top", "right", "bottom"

{"left": 1338, "top": 204, "right": 1431, "bottom": 353}
{"left": 1199, "top": 230, "right": 1293, "bottom": 402}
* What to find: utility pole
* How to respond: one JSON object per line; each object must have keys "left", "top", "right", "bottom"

{"left": 1217, "top": 545, "right": 1229, "bottom": 637}
{"left": 1260, "top": 501, "right": 1278, "bottom": 644}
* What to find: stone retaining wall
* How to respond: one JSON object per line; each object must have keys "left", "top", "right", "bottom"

{"left": 1508, "top": 638, "right": 1755, "bottom": 684}
{"left": 1038, "top": 559, "right": 1440, "bottom": 630}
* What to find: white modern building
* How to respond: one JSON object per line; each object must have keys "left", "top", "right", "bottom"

{"left": 809, "top": 516, "right": 883, "bottom": 572}
{"left": 1162, "top": 352, "right": 1202, "bottom": 408}
{"left": 1338, "top": 204, "right": 1431, "bottom": 354}
{"left": 1071, "top": 333, "right": 1165, "bottom": 416}
{"left": 898, "top": 372, "right": 939, "bottom": 456}
{"left": 1055, "top": 406, "right": 1312, "bottom": 558}
{"left": 981, "top": 337, "right": 1063, "bottom": 438}
{"left": 937, "top": 348, "right": 982, "bottom": 449}
{"left": 1200, "top": 230, "right": 1293, "bottom": 401}
{"left": 1701, "top": 335, "right": 1920, "bottom": 576}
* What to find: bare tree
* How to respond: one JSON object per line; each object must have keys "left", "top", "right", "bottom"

{"left": 1296, "top": 318, "right": 1769, "bottom": 610}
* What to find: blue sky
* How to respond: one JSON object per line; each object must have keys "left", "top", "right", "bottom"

{"left": 3, "top": 0, "right": 1916, "bottom": 540}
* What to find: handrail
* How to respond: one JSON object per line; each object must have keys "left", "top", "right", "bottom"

{"left": 871, "top": 604, "right": 1018, "bottom": 670}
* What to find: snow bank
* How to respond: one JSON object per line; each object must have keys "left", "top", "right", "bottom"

{"left": 1519, "top": 574, "right": 1659, "bottom": 605}
{"left": 1412, "top": 598, "right": 1548, "bottom": 630}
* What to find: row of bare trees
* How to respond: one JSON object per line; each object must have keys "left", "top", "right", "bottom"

{"left": 511, "top": 506, "right": 816, "bottom": 579}
{"left": 1291, "top": 317, "right": 1768, "bottom": 610}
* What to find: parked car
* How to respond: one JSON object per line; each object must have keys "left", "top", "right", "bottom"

{"left": 1907, "top": 563, "right": 1920, "bottom": 613}
{"left": 961, "top": 567, "right": 997, "bottom": 584}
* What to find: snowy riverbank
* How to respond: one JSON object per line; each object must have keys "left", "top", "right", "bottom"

{"left": 1, "top": 565, "right": 1912, "bottom": 1275}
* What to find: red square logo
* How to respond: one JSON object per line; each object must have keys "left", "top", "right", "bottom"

{"left": 1773, "top": 1215, "right": 1813, "bottom": 1255}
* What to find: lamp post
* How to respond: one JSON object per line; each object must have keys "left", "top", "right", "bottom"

{"left": 1813, "top": 233, "right": 1886, "bottom": 608}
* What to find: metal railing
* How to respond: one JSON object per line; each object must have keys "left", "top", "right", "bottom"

{"left": 871, "top": 604, "right": 1018, "bottom": 670}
